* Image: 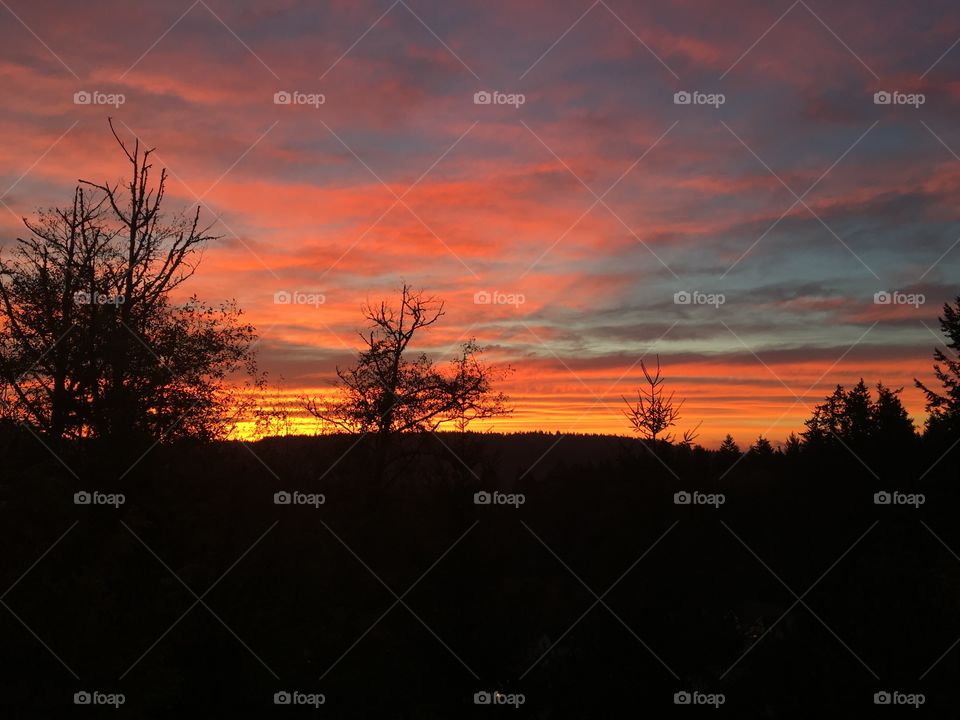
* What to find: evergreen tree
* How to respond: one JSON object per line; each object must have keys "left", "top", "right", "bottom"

{"left": 719, "top": 433, "right": 740, "bottom": 456}
{"left": 801, "top": 380, "right": 916, "bottom": 457}
{"left": 916, "top": 296, "right": 960, "bottom": 441}
{"left": 784, "top": 432, "right": 802, "bottom": 457}
{"left": 871, "top": 383, "right": 915, "bottom": 448}
{"left": 751, "top": 435, "right": 775, "bottom": 458}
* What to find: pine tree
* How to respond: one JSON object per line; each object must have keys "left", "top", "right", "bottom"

{"left": 751, "top": 435, "right": 775, "bottom": 458}
{"left": 802, "top": 385, "right": 846, "bottom": 449}
{"left": 842, "top": 379, "right": 873, "bottom": 449}
{"left": 916, "top": 296, "right": 960, "bottom": 440}
{"left": 801, "top": 380, "right": 917, "bottom": 456}
{"left": 871, "top": 383, "right": 915, "bottom": 448}
{"left": 719, "top": 433, "right": 740, "bottom": 456}
{"left": 784, "top": 432, "right": 802, "bottom": 456}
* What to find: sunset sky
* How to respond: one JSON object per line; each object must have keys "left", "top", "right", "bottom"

{"left": 1, "top": 0, "right": 959, "bottom": 445}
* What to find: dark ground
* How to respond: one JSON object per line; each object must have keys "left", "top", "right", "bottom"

{"left": 0, "top": 430, "right": 957, "bottom": 717}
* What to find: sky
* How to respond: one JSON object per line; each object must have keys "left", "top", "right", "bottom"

{"left": 1, "top": 0, "right": 959, "bottom": 445}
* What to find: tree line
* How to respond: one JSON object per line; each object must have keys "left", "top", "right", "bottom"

{"left": 619, "top": 309, "right": 960, "bottom": 462}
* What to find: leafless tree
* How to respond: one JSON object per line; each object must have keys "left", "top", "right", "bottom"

{"left": 0, "top": 121, "right": 259, "bottom": 443}
{"left": 77, "top": 118, "right": 220, "bottom": 438}
{"left": 252, "top": 378, "right": 295, "bottom": 438}
{"left": 0, "top": 187, "right": 112, "bottom": 440}
{"left": 622, "top": 355, "right": 700, "bottom": 446}
{"left": 304, "top": 284, "right": 510, "bottom": 480}
{"left": 447, "top": 339, "right": 510, "bottom": 433}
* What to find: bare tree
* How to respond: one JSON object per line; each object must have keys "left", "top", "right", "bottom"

{"left": 622, "top": 356, "right": 700, "bottom": 446}
{"left": 448, "top": 339, "right": 510, "bottom": 433}
{"left": 0, "top": 187, "right": 112, "bottom": 440}
{"left": 0, "top": 121, "right": 260, "bottom": 443}
{"left": 77, "top": 119, "right": 218, "bottom": 439}
{"left": 304, "top": 284, "right": 510, "bottom": 480}
{"left": 252, "top": 378, "right": 294, "bottom": 438}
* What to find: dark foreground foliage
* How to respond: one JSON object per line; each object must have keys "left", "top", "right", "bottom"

{"left": 1, "top": 429, "right": 958, "bottom": 718}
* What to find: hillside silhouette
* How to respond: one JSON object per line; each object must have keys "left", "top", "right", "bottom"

{"left": 1, "top": 425, "right": 959, "bottom": 716}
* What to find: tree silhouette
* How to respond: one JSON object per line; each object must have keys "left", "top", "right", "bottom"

{"left": 872, "top": 383, "right": 916, "bottom": 448}
{"left": 304, "top": 284, "right": 510, "bottom": 480}
{"left": 719, "top": 433, "right": 740, "bottom": 457}
{"left": 784, "top": 432, "right": 802, "bottom": 457}
{"left": 802, "top": 379, "right": 914, "bottom": 455}
{"left": 802, "top": 384, "right": 846, "bottom": 450}
{"left": 0, "top": 187, "right": 108, "bottom": 439}
{"left": 0, "top": 122, "right": 259, "bottom": 443}
{"left": 916, "top": 296, "right": 960, "bottom": 441}
{"left": 622, "top": 355, "right": 700, "bottom": 446}
{"left": 751, "top": 435, "right": 775, "bottom": 458}
{"left": 842, "top": 379, "right": 873, "bottom": 449}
